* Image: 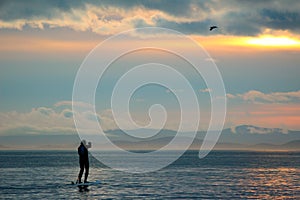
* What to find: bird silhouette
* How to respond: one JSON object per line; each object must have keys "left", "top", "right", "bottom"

{"left": 209, "top": 26, "right": 218, "bottom": 31}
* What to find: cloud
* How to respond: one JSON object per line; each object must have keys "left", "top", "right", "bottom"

{"left": 229, "top": 125, "right": 288, "bottom": 135}
{"left": 225, "top": 90, "right": 300, "bottom": 130}
{"left": 0, "top": 100, "right": 203, "bottom": 135}
{"left": 0, "top": 0, "right": 85, "bottom": 21}
{"left": 200, "top": 88, "right": 212, "bottom": 93}
{"left": 226, "top": 93, "right": 236, "bottom": 99}
{"left": 0, "top": 101, "right": 176, "bottom": 135}
{"left": 1, "top": 97, "right": 300, "bottom": 136}
{"left": 259, "top": 9, "right": 300, "bottom": 32}
{"left": 0, "top": 101, "right": 115, "bottom": 135}
{"left": 54, "top": 100, "right": 93, "bottom": 109}
{"left": 226, "top": 102, "right": 300, "bottom": 131}
{"left": 246, "top": 126, "right": 279, "bottom": 134}
{"left": 0, "top": 107, "right": 76, "bottom": 135}
{"left": 0, "top": 0, "right": 299, "bottom": 36}
{"left": 228, "top": 90, "right": 300, "bottom": 103}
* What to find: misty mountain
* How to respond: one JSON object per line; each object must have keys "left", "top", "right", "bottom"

{"left": 281, "top": 140, "right": 300, "bottom": 149}
{"left": 218, "top": 125, "right": 300, "bottom": 145}
{"left": 106, "top": 125, "right": 299, "bottom": 146}
{"left": 0, "top": 125, "right": 299, "bottom": 150}
{"left": 112, "top": 138, "right": 300, "bottom": 151}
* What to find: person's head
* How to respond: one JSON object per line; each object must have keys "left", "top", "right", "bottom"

{"left": 81, "top": 140, "right": 86, "bottom": 146}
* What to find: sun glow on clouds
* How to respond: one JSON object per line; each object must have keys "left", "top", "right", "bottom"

{"left": 193, "top": 34, "right": 300, "bottom": 53}
{"left": 247, "top": 36, "right": 300, "bottom": 47}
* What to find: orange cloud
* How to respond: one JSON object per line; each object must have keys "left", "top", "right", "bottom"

{"left": 227, "top": 103, "right": 300, "bottom": 130}
{"left": 1, "top": 29, "right": 300, "bottom": 56}
{"left": 0, "top": 35, "right": 99, "bottom": 53}
{"left": 228, "top": 90, "right": 300, "bottom": 104}
{"left": 192, "top": 32, "right": 300, "bottom": 54}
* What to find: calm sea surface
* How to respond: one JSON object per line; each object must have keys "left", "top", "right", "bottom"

{"left": 0, "top": 150, "right": 299, "bottom": 199}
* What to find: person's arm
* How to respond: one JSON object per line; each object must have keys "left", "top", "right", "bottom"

{"left": 86, "top": 142, "right": 92, "bottom": 149}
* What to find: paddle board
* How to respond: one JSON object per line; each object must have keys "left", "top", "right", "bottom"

{"left": 71, "top": 180, "right": 101, "bottom": 187}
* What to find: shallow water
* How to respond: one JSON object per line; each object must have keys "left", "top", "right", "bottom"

{"left": 0, "top": 151, "right": 299, "bottom": 199}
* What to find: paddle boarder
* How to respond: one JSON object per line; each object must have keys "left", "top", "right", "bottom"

{"left": 76, "top": 140, "right": 91, "bottom": 184}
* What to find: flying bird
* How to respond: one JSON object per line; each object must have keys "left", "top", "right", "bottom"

{"left": 209, "top": 26, "right": 218, "bottom": 31}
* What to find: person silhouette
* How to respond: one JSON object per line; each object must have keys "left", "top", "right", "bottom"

{"left": 76, "top": 140, "right": 91, "bottom": 183}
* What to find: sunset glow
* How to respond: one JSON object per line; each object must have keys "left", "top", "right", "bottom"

{"left": 0, "top": 0, "right": 300, "bottom": 132}
{"left": 246, "top": 36, "right": 300, "bottom": 48}
{"left": 1, "top": 2, "right": 299, "bottom": 199}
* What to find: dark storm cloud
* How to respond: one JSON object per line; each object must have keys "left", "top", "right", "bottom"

{"left": 0, "top": 0, "right": 86, "bottom": 21}
{"left": 260, "top": 9, "right": 300, "bottom": 31}
{"left": 0, "top": 0, "right": 195, "bottom": 20}
{"left": 102, "top": 0, "right": 195, "bottom": 16}
{"left": 152, "top": 17, "right": 214, "bottom": 35}
{"left": 0, "top": 0, "right": 300, "bottom": 36}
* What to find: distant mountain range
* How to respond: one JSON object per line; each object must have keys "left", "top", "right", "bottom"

{"left": 106, "top": 136, "right": 300, "bottom": 151}
{"left": 0, "top": 125, "right": 299, "bottom": 151}
{"left": 217, "top": 125, "right": 300, "bottom": 145}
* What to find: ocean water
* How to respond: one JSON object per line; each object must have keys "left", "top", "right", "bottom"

{"left": 0, "top": 150, "right": 299, "bottom": 199}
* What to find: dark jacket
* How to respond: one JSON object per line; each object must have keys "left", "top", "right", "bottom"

{"left": 78, "top": 143, "right": 89, "bottom": 161}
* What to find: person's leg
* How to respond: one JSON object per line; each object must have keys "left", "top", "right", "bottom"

{"left": 77, "top": 160, "right": 84, "bottom": 183}
{"left": 84, "top": 161, "right": 89, "bottom": 183}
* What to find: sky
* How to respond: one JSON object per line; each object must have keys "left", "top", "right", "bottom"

{"left": 0, "top": 0, "right": 300, "bottom": 137}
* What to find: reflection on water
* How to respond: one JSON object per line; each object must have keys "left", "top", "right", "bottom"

{"left": 244, "top": 167, "right": 300, "bottom": 199}
{"left": 0, "top": 151, "right": 299, "bottom": 199}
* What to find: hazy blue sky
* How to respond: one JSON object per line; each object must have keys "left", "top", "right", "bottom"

{"left": 0, "top": 0, "right": 300, "bottom": 136}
